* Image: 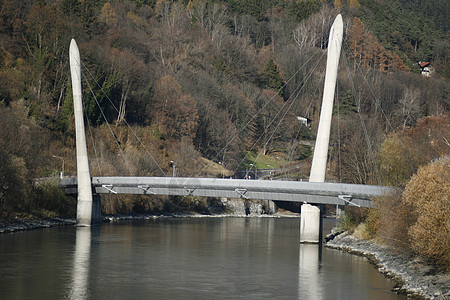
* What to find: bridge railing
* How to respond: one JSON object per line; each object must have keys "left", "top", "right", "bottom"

{"left": 60, "top": 176, "right": 395, "bottom": 208}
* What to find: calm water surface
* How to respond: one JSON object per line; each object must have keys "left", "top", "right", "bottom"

{"left": 0, "top": 217, "right": 405, "bottom": 299}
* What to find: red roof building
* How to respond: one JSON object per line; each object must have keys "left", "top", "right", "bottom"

{"left": 418, "top": 61, "right": 432, "bottom": 77}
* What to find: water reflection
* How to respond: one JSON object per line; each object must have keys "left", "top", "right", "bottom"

{"left": 0, "top": 218, "right": 406, "bottom": 299}
{"left": 298, "top": 244, "right": 323, "bottom": 300}
{"left": 68, "top": 227, "right": 91, "bottom": 299}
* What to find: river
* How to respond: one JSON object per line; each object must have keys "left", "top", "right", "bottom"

{"left": 0, "top": 217, "right": 406, "bottom": 299}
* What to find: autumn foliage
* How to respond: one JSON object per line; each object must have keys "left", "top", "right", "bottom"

{"left": 368, "top": 114, "right": 450, "bottom": 270}
{"left": 348, "top": 17, "right": 408, "bottom": 73}
{"left": 378, "top": 114, "right": 450, "bottom": 187}
{"left": 404, "top": 157, "right": 450, "bottom": 270}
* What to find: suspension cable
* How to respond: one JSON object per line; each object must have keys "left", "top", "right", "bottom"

{"left": 281, "top": 62, "right": 325, "bottom": 179}
{"left": 343, "top": 39, "right": 419, "bottom": 179}
{"left": 192, "top": 47, "right": 325, "bottom": 179}
{"left": 342, "top": 48, "right": 381, "bottom": 184}
{"left": 82, "top": 71, "right": 135, "bottom": 176}
{"left": 239, "top": 50, "right": 326, "bottom": 179}
{"left": 282, "top": 123, "right": 303, "bottom": 179}
{"left": 82, "top": 96, "right": 103, "bottom": 176}
{"left": 342, "top": 39, "right": 394, "bottom": 131}
{"left": 81, "top": 62, "right": 167, "bottom": 177}
{"left": 337, "top": 78, "right": 342, "bottom": 183}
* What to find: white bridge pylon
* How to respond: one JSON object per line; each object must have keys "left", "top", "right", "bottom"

{"left": 69, "top": 39, "right": 98, "bottom": 226}
{"left": 301, "top": 14, "right": 343, "bottom": 243}
{"left": 68, "top": 15, "right": 392, "bottom": 232}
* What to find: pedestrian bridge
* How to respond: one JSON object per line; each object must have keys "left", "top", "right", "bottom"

{"left": 60, "top": 176, "right": 393, "bottom": 208}
{"left": 66, "top": 14, "right": 395, "bottom": 243}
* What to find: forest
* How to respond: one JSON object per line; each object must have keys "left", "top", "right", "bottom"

{"left": 0, "top": 0, "right": 448, "bottom": 267}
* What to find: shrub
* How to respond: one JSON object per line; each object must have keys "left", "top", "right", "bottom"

{"left": 402, "top": 157, "right": 450, "bottom": 270}
{"left": 0, "top": 151, "right": 29, "bottom": 214}
{"left": 32, "top": 182, "right": 76, "bottom": 218}
{"left": 367, "top": 190, "right": 415, "bottom": 249}
{"left": 338, "top": 207, "right": 370, "bottom": 233}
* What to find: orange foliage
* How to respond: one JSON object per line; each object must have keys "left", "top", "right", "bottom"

{"left": 403, "top": 157, "right": 450, "bottom": 270}
{"left": 153, "top": 75, "right": 199, "bottom": 141}
{"left": 378, "top": 114, "right": 450, "bottom": 186}
{"left": 348, "top": 17, "right": 408, "bottom": 73}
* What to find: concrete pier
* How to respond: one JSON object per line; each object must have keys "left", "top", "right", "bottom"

{"left": 69, "top": 39, "right": 100, "bottom": 226}
{"left": 302, "top": 14, "right": 343, "bottom": 243}
{"left": 300, "top": 204, "right": 322, "bottom": 243}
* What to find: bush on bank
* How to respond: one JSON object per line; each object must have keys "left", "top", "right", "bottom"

{"left": 32, "top": 182, "right": 77, "bottom": 218}
{"left": 403, "top": 157, "right": 449, "bottom": 271}
{"left": 367, "top": 157, "right": 449, "bottom": 271}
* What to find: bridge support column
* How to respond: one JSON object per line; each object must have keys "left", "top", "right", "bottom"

{"left": 336, "top": 205, "right": 344, "bottom": 218}
{"left": 302, "top": 15, "right": 343, "bottom": 243}
{"left": 300, "top": 204, "right": 322, "bottom": 243}
{"left": 70, "top": 39, "right": 96, "bottom": 226}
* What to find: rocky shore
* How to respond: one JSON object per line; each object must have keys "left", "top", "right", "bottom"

{"left": 0, "top": 218, "right": 76, "bottom": 234}
{"left": 0, "top": 198, "right": 297, "bottom": 233}
{"left": 326, "top": 231, "right": 450, "bottom": 300}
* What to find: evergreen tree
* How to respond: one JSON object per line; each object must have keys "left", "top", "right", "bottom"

{"left": 287, "top": 0, "right": 321, "bottom": 22}
{"left": 263, "top": 58, "right": 285, "bottom": 97}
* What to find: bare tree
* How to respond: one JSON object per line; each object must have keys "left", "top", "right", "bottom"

{"left": 293, "top": 5, "right": 337, "bottom": 53}
{"left": 396, "top": 87, "right": 422, "bottom": 130}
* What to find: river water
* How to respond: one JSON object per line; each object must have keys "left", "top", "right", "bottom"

{"left": 0, "top": 217, "right": 405, "bottom": 300}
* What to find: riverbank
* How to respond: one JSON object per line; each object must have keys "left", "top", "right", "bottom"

{"left": 326, "top": 231, "right": 450, "bottom": 299}
{"left": 102, "top": 209, "right": 300, "bottom": 222}
{"left": 0, "top": 208, "right": 300, "bottom": 234}
{"left": 0, "top": 217, "right": 76, "bottom": 234}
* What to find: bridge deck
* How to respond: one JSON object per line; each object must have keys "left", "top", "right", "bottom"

{"left": 60, "top": 177, "right": 394, "bottom": 208}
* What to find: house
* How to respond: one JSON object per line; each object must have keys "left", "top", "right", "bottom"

{"left": 418, "top": 61, "right": 433, "bottom": 77}
{"left": 296, "top": 116, "right": 312, "bottom": 126}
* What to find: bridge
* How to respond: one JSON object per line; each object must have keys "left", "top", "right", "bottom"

{"left": 60, "top": 176, "right": 390, "bottom": 208}
{"left": 63, "top": 14, "right": 393, "bottom": 243}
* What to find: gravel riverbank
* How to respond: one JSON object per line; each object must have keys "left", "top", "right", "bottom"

{"left": 0, "top": 218, "right": 76, "bottom": 234}
{"left": 0, "top": 209, "right": 299, "bottom": 234}
{"left": 326, "top": 231, "right": 450, "bottom": 299}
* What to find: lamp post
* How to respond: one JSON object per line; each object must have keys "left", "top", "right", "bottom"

{"left": 53, "top": 155, "right": 64, "bottom": 179}
{"left": 170, "top": 160, "right": 176, "bottom": 177}
{"left": 250, "top": 163, "right": 255, "bottom": 179}
{"left": 219, "top": 162, "right": 224, "bottom": 178}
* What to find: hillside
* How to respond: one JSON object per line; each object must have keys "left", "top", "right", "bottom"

{"left": 0, "top": 0, "right": 448, "bottom": 216}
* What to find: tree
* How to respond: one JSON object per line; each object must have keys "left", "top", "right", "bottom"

{"left": 24, "top": 3, "right": 67, "bottom": 107}
{"left": 255, "top": 89, "right": 284, "bottom": 155}
{"left": 0, "top": 149, "right": 28, "bottom": 213}
{"left": 348, "top": 0, "right": 360, "bottom": 9}
{"left": 155, "top": 0, "right": 186, "bottom": 29}
{"left": 293, "top": 5, "right": 337, "bottom": 51}
{"left": 403, "top": 157, "right": 450, "bottom": 270}
{"left": 377, "top": 132, "right": 417, "bottom": 187}
{"left": 377, "top": 114, "right": 450, "bottom": 187}
{"left": 263, "top": 58, "right": 285, "bottom": 97}
{"left": 152, "top": 75, "right": 199, "bottom": 141}
{"left": 395, "top": 86, "right": 422, "bottom": 130}
{"left": 287, "top": 0, "right": 321, "bottom": 23}
{"left": 107, "top": 48, "right": 146, "bottom": 125}
{"left": 99, "top": 2, "right": 118, "bottom": 28}
{"left": 333, "top": 0, "right": 342, "bottom": 10}
{"left": 338, "top": 120, "right": 378, "bottom": 184}
{"left": 348, "top": 17, "right": 408, "bottom": 72}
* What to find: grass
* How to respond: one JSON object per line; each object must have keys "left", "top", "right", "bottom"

{"left": 241, "top": 151, "right": 286, "bottom": 169}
